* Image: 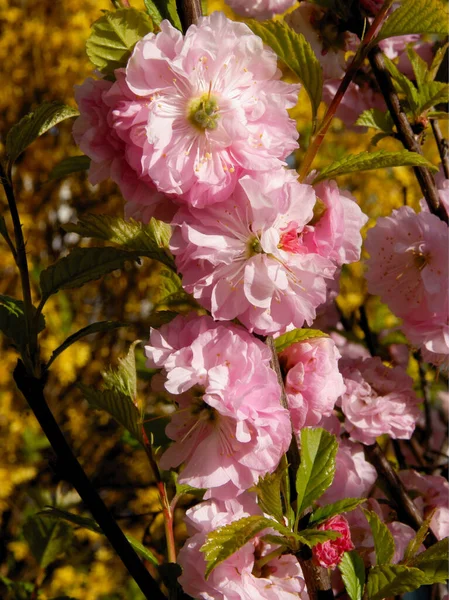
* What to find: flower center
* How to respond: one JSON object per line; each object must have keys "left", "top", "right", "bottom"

{"left": 279, "top": 221, "right": 303, "bottom": 254}
{"left": 188, "top": 93, "right": 220, "bottom": 131}
{"left": 246, "top": 235, "right": 264, "bottom": 257}
{"left": 413, "top": 250, "right": 430, "bottom": 271}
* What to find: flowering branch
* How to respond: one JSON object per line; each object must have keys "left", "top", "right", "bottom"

{"left": 298, "top": 0, "right": 395, "bottom": 182}
{"left": 367, "top": 45, "right": 448, "bottom": 224}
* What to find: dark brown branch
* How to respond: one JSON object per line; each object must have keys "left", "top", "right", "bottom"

{"left": 368, "top": 45, "right": 448, "bottom": 224}
{"left": 431, "top": 118, "right": 449, "bottom": 179}
{"left": 13, "top": 361, "right": 166, "bottom": 600}
{"left": 177, "top": 0, "right": 202, "bottom": 31}
{"left": 364, "top": 442, "right": 438, "bottom": 547}
{"left": 297, "top": 547, "right": 334, "bottom": 600}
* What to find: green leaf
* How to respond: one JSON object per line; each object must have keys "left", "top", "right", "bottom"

{"left": 374, "top": 0, "right": 449, "bottom": 43}
{"left": 261, "top": 534, "right": 292, "bottom": 548}
{"left": 406, "top": 45, "right": 428, "bottom": 87}
{"left": 102, "top": 340, "right": 139, "bottom": 400}
{"left": 295, "top": 428, "right": 338, "bottom": 517}
{"left": 427, "top": 42, "right": 449, "bottom": 82}
{"left": 254, "top": 471, "right": 285, "bottom": 525}
{"left": 49, "top": 155, "right": 91, "bottom": 180}
{"left": 338, "top": 551, "right": 366, "bottom": 600}
{"left": 153, "top": 268, "right": 184, "bottom": 306}
{"left": 86, "top": 8, "right": 153, "bottom": 76}
{"left": 78, "top": 383, "right": 143, "bottom": 443}
{"left": 313, "top": 150, "right": 438, "bottom": 184}
{"left": 408, "top": 537, "right": 449, "bottom": 584}
{"left": 366, "top": 564, "right": 426, "bottom": 600}
{"left": 63, "top": 214, "right": 174, "bottom": 270}
{"left": 0, "top": 295, "right": 45, "bottom": 350}
{"left": 143, "top": 0, "right": 162, "bottom": 26}
{"left": 309, "top": 498, "right": 366, "bottom": 526}
{"left": 297, "top": 528, "right": 341, "bottom": 547}
{"left": 201, "top": 516, "right": 290, "bottom": 578}
{"left": 246, "top": 20, "right": 322, "bottom": 125}
{"left": 23, "top": 515, "right": 73, "bottom": 568}
{"left": 416, "top": 81, "right": 449, "bottom": 114}
{"left": 403, "top": 509, "right": 435, "bottom": 562}
{"left": 382, "top": 55, "right": 421, "bottom": 115}
{"left": 47, "top": 321, "right": 127, "bottom": 368}
{"left": 274, "top": 329, "right": 328, "bottom": 353}
{"left": 363, "top": 509, "right": 395, "bottom": 565}
{"left": 355, "top": 108, "right": 394, "bottom": 133}
{"left": 6, "top": 102, "right": 79, "bottom": 165}
{"left": 40, "top": 247, "right": 140, "bottom": 301}
{"left": 144, "top": 0, "right": 182, "bottom": 30}
{"left": 39, "top": 507, "right": 159, "bottom": 567}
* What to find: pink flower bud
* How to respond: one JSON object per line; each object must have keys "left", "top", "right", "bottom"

{"left": 312, "top": 515, "right": 354, "bottom": 568}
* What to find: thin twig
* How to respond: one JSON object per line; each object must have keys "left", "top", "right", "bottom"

{"left": 13, "top": 361, "right": 166, "bottom": 600}
{"left": 431, "top": 118, "right": 449, "bottom": 179}
{"left": 368, "top": 46, "right": 448, "bottom": 223}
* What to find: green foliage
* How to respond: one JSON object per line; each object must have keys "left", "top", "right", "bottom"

{"left": 274, "top": 329, "right": 328, "bottom": 353}
{"left": 374, "top": 0, "right": 449, "bottom": 43}
{"left": 338, "top": 551, "right": 366, "bottom": 600}
{"left": 246, "top": 19, "right": 322, "bottom": 126}
{"left": 309, "top": 498, "right": 366, "bottom": 526}
{"left": 0, "top": 295, "right": 45, "bottom": 350}
{"left": 23, "top": 514, "right": 73, "bottom": 568}
{"left": 363, "top": 509, "right": 395, "bottom": 565}
{"left": 144, "top": 0, "right": 182, "bottom": 31}
{"left": 295, "top": 428, "right": 338, "bottom": 518}
{"left": 49, "top": 155, "right": 91, "bottom": 180}
{"left": 0, "top": 577, "right": 34, "bottom": 600}
{"left": 78, "top": 384, "right": 143, "bottom": 444}
{"left": 416, "top": 81, "right": 449, "bottom": 114}
{"left": 6, "top": 102, "right": 79, "bottom": 165}
{"left": 366, "top": 564, "right": 426, "bottom": 600}
{"left": 403, "top": 510, "right": 435, "bottom": 561}
{"left": 39, "top": 247, "right": 140, "bottom": 301}
{"left": 355, "top": 109, "right": 394, "bottom": 133}
{"left": 102, "top": 340, "right": 139, "bottom": 401}
{"left": 47, "top": 321, "right": 127, "bottom": 368}
{"left": 408, "top": 538, "right": 449, "bottom": 584}
{"left": 39, "top": 508, "right": 159, "bottom": 567}
{"left": 254, "top": 471, "right": 285, "bottom": 525}
{"left": 296, "top": 528, "right": 341, "bottom": 547}
{"left": 64, "top": 214, "right": 175, "bottom": 270}
{"left": 201, "top": 516, "right": 290, "bottom": 578}
{"left": 406, "top": 46, "right": 429, "bottom": 87}
{"left": 313, "top": 150, "right": 437, "bottom": 183}
{"left": 86, "top": 8, "right": 153, "bottom": 76}
{"left": 427, "top": 42, "right": 449, "bottom": 82}
{"left": 152, "top": 268, "right": 185, "bottom": 307}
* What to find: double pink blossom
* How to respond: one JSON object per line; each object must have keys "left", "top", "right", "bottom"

{"left": 120, "top": 12, "right": 299, "bottom": 207}
{"left": 145, "top": 315, "right": 291, "bottom": 498}
{"left": 365, "top": 206, "right": 449, "bottom": 368}
{"left": 225, "top": 0, "right": 297, "bottom": 20}
{"left": 338, "top": 357, "right": 421, "bottom": 445}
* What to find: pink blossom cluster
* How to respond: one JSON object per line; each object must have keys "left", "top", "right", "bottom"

{"left": 312, "top": 515, "right": 354, "bottom": 568}
{"left": 145, "top": 315, "right": 291, "bottom": 499}
{"left": 178, "top": 495, "right": 307, "bottom": 598}
{"left": 365, "top": 206, "right": 449, "bottom": 368}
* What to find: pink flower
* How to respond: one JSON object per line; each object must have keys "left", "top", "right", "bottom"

{"left": 72, "top": 77, "right": 174, "bottom": 222}
{"left": 322, "top": 79, "right": 385, "bottom": 127}
{"left": 285, "top": 3, "right": 357, "bottom": 79}
{"left": 303, "top": 180, "right": 368, "bottom": 267}
{"left": 178, "top": 497, "right": 307, "bottom": 599}
{"left": 171, "top": 170, "right": 338, "bottom": 335}
{"left": 399, "top": 470, "right": 449, "bottom": 540}
{"left": 145, "top": 315, "right": 291, "bottom": 498}
{"left": 365, "top": 206, "right": 448, "bottom": 368}
{"left": 120, "top": 13, "right": 299, "bottom": 207}
{"left": 320, "top": 440, "right": 377, "bottom": 505}
{"left": 225, "top": 0, "right": 297, "bottom": 20}
{"left": 338, "top": 357, "right": 421, "bottom": 445}
{"left": 313, "top": 515, "right": 354, "bottom": 569}
{"left": 280, "top": 336, "right": 346, "bottom": 432}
